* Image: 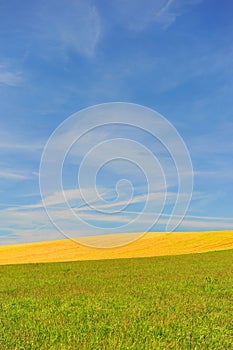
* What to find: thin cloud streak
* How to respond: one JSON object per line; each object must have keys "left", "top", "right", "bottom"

{"left": 0, "top": 170, "right": 29, "bottom": 180}
{"left": 34, "top": 0, "right": 102, "bottom": 58}
{"left": 0, "top": 140, "right": 44, "bottom": 152}
{"left": 1, "top": 187, "right": 232, "bottom": 245}
{"left": 107, "top": 0, "right": 203, "bottom": 32}
{"left": 0, "top": 65, "right": 23, "bottom": 86}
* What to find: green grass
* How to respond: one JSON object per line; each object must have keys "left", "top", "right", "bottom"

{"left": 0, "top": 250, "right": 232, "bottom": 349}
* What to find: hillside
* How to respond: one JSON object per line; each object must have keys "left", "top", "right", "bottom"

{"left": 0, "top": 230, "right": 232, "bottom": 265}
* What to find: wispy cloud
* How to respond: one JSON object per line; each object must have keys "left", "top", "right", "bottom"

{"left": 106, "top": 0, "right": 203, "bottom": 32}
{"left": 155, "top": 0, "right": 203, "bottom": 28}
{"left": 0, "top": 129, "right": 44, "bottom": 191}
{"left": 190, "top": 125, "right": 233, "bottom": 156}
{"left": 0, "top": 129, "right": 45, "bottom": 153}
{"left": 33, "top": 0, "right": 102, "bottom": 58}
{"left": 0, "top": 170, "right": 29, "bottom": 180}
{"left": 0, "top": 141, "right": 44, "bottom": 152}
{"left": 0, "top": 65, "right": 23, "bottom": 86}
{"left": 189, "top": 123, "right": 233, "bottom": 184}
{"left": 0, "top": 195, "right": 232, "bottom": 245}
{"left": 195, "top": 170, "right": 233, "bottom": 182}
{"left": 23, "top": 187, "right": 100, "bottom": 209}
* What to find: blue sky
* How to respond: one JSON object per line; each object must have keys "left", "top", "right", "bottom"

{"left": 0, "top": 0, "right": 233, "bottom": 245}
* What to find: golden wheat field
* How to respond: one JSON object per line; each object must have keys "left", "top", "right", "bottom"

{"left": 0, "top": 230, "right": 232, "bottom": 265}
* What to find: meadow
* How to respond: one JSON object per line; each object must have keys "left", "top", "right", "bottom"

{"left": 0, "top": 249, "right": 232, "bottom": 349}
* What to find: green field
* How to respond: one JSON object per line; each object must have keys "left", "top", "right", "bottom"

{"left": 0, "top": 250, "right": 232, "bottom": 349}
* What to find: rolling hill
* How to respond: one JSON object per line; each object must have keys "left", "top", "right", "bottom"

{"left": 0, "top": 230, "right": 232, "bottom": 265}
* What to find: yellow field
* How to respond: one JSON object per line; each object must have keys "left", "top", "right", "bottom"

{"left": 0, "top": 230, "right": 232, "bottom": 265}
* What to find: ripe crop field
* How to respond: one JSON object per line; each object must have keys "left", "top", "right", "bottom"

{"left": 0, "top": 249, "right": 232, "bottom": 349}
{"left": 0, "top": 230, "right": 232, "bottom": 265}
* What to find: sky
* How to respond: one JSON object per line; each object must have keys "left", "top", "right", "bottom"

{"left": 0, "top": 0, "right": 233, "bottom": 245}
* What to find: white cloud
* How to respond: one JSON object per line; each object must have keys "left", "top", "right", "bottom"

{"left": 195, "top": 170, "right": 233, "bottom": 181}
{"left": 0, "top": 130, "right": 45, "bottom": 192}
{"left": 172, "top": 218, "right": 233, "bottom": 230}
{"left": 25, "top": 187, "right": 96, "bottom": 209}
{"left": 106, "top": 0, "right": 202, "bottom": 32}
{"left": 0, "top": 65, "right": 22, "bottom": 86}
{"left": 0, "top": 131, "right": 45, "bottom": 184}
{"left": 1, "top": 195, "right": 232, "bottom": 245}
{"left": 35, "top": 0, "right": 102, "bottom": 58}
{"left": 0, "top": 170, "right": 29, "bottom": 180}
{"left": 155, "top": 0, "right": 203, "bottom": 28}
{"left": 190, "top": 126, "right": 233, "bottom": 156}
{"left": 0, "top": 129, "right": 45, "bottom": 153}
{"left": 0, "top": 141, "right": 43, "bottom": 152}
{"left": 189, "top": 125, "right": 233, "bottom": 183}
